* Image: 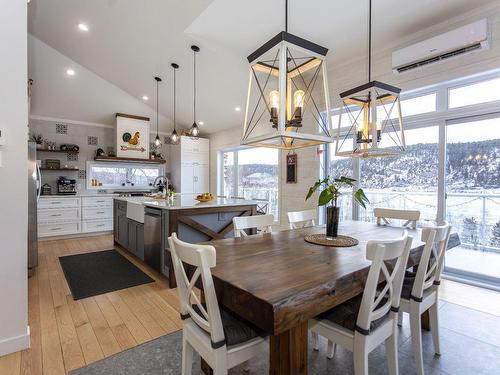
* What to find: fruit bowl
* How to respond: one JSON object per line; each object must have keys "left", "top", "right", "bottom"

{"left": 195, "top": 193, "right": 214, "bottom": 202}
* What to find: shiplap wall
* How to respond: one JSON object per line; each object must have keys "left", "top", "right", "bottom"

{"left": 210, "top": 5, "right": 500, "bottom": 226}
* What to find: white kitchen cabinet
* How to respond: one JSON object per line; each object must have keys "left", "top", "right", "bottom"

{"left": 38, "top": 195, "right": 114, "bottom": 238}
{"left": 170, "top": 136, "right": 210, "bottom": 194}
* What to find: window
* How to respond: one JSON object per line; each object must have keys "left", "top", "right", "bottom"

{"left": 359, "top": 126, "right": 439, "bottom": 225}
{"left": 326, "top": 142, "right": 354, "bottom": 220}
{"left": 87, "top": 161, "right": 163, "bottom": 190}
{"left": 220, "top": 147, "right": 279, "bottom": 219}
{"left": 449, "top": 77, "right": 500, "bottom": 108}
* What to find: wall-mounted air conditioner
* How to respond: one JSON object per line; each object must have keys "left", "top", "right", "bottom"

{"left": 392, "top": 19, "right": 489, "bottom": 74}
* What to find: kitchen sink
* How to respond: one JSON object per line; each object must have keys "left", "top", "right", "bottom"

{"left": 126, "top": 197, "right": 149, "bottom": 223}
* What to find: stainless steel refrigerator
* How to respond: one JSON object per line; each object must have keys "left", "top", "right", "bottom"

{"left": 28, "top": 142, "right": 40, "bottom": 277}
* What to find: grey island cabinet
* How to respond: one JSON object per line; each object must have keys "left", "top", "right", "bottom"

{"left": 113, "top": 196, "right": 258, "bottom": 288}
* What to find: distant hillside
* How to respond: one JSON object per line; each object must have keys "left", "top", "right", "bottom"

{"left": 329, "top": 139, "right": 500, "bottom": 191}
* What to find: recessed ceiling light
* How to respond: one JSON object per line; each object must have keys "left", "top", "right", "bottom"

{"left": 78, "top": 23, "right": 89, "bottom": 32}
{"left": 199, "top": 121, "right": 204, "bottom": 125}
{"left": 235, "top": 107, "right": 241, "bottom": 112}
{"left": 142, "top": 95, "right": 149, "bottom": 101}
{"left": 66, "top": 69, "right": 75, "bottom": 76}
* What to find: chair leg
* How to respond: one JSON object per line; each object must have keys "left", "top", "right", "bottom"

{"left": 312, "top": 331, "right": 319, "bottom": 351}
{"left": 409, "top": 304, "right": 425, "bottom": 375}
{"left": 385, "top": 332, "right": 398, "bottom": 375}
{"left": 181, "top": 337, "right": 194, "bottom": 375}
{"left": 428, "top": 302, "right": 441, "bottom": 355}
{"left": 353, "top": 335, "right": 368, "bottom": 375}
{"left": 327, "top": 340, "right": 336, "bottom": 359}
{"left": 213, "top": 348, "right": 228, "bottom": 375}
{"left": 397, "top": 311, "right": 403, "bottom": 327}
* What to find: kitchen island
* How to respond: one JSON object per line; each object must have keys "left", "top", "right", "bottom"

{"left": 113, "top": 196, "right": 258, "bottom": 287}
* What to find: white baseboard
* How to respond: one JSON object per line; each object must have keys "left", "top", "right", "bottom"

{"left": 0, "top": 326, "right": 30, "bottom": 357}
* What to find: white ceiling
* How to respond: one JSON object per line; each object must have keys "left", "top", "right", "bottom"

{"left": 28, "top": 0, "right": 499, "bottom": 134}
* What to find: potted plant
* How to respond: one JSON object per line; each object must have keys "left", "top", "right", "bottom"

{"left": 306, "top": 176, "right": 369, "bottom": 239}
{"left": 29, "top": 133, "right": 44, "bottom": 149}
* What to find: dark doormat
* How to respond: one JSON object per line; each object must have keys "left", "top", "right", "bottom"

{"left": 59, "top": 249, "right": 154, "bottom": 300}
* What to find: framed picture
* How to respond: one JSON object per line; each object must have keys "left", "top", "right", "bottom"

{"left": 115, "top": 113, "right": 150, "bottom": 159}
{"left": 286, "top": 153, "right": 297, "bottom": 183}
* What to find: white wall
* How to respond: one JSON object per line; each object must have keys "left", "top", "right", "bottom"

{"left": 0, "top": 0, "right": 29, "bottom": 356}
{"left": 209, "top": 5, "right": 500, "bottom": 226}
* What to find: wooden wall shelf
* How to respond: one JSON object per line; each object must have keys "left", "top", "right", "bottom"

{"left": 37, "top": 149, "right": 79, "bottom": 154}
{"left": 94, "top": 156, "right": 166, "bottom": 164}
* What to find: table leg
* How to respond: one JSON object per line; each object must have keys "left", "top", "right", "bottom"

{"left": 269, "top": 321, "right": 308, "bottom": 375}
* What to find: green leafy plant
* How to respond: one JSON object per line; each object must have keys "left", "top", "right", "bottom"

{"left": 29, "top": 133, "right": 44, "bottom": 145}
{"left": 306, "top": 175, "right": 369, "bottom": 208}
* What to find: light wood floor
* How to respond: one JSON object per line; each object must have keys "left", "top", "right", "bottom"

{"left": 0, "top": 234, "right": 182, "bottom": 375}
{"left": 1, "top": 235, "right": 500, "bottom": 374}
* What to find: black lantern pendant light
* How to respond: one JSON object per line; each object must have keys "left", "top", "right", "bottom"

{"left": 189, "top": 45, "right": 200, "bottom": 139}
{"left": 154, "top": 76, "right": 162, "bottom": 147}
{"left": 335, "top": 0, "right": 405, "bottom": 158}
{"left": 170, "top": 63, "right": 180, "bottom": 145}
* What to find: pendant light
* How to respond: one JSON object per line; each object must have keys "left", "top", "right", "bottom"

{"left": 154, "top": 76, "right": 162, "bottom": 147}
{"left": 240, "top": 0, "right": 333, "bottom": 150}
{"left": 189, "top": 45, "right": 200, "bottom": 139}
{"left": 335, "top": 0, "right": 405, "bottom": 158}
{"left": 170, "top": 63, "right": 180, "bottom": 145}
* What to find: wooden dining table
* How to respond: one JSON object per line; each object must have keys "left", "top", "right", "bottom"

{"left": 203, "top": 220, "right": 460, "bottom": 375}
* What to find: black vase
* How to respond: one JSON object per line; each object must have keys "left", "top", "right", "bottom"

{"left": 326, "top": 206, "right": 340, "bottom": 239}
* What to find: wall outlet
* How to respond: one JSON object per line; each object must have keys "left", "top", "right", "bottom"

{"left": 0, "top": 128, "right": 6, "bottom": 146}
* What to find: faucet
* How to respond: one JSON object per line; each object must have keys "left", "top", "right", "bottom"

{"left": 153, "top": 176, "right": 169, "bottom": 192}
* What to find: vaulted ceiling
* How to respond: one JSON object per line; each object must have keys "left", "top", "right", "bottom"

{"left": 28, "top": 0, "right": 498, "bottom": 134}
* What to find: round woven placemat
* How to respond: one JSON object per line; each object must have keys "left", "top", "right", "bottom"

{"left": 304, "top": 234, "right": 359, "bottom": 247}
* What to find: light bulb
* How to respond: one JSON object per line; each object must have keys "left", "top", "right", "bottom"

{"left": 154, "top": 135, "right": 161, "bottom": 146}
{"left": 293, "top": 90, "right": 305, "bottom": 109}
{"left": 269, "top": 90, "right": 280, "bottom": 110}
{"left": 190, "top": 123, "right": 200, "bottom": 137}
{"left": 170, "top": 130, "right": 179, "bottom": 144}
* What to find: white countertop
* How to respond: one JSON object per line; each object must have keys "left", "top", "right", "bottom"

{"left": 114, "top": 195, "right": 258, "bottom": 210}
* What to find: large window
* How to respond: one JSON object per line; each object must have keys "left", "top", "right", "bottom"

{"left": 324, "top": 70, "right": 500, "bottom": 289}
{"left": 220, "top": 147, "right": 279, "bottom": 219}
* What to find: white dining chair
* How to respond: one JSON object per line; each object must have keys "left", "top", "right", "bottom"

{"left": 287, "top": 209, "right": 317, "bottom": 229}
{"left": 232, "top": 214, "right": 274, "bottom": 238}
{"left": 398, "top": 222, "right": 451, "bottom": 375}
{"left": 309, "top": 231, "right": 412, "bottom": 375}
{"left": 374, "top": 208, "right": 421, "bottom": 229}
{"left": 168, "top": 233, "right": 266, "bottom": 375}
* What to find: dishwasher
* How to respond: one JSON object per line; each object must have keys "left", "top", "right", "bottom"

{"left": 144, "top": 207, "right": 162, "bottom": 272}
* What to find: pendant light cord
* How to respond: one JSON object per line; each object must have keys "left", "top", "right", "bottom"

{"left": 368, "top": 0, "right": 372, "bottom": 82}
{"left": 285, "top": 0, "right": 288, "bottom": 32}
{"left": 173, "top": 68, "right": 176, "bottom": 131}
{"left": 156, "top": 79, "right": 159, "bottom": 135}
{"left": 193, "top": 50, "right": 196, "bottom": 123}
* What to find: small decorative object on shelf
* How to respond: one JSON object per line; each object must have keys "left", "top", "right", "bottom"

{"left": 96, "top": 148, "right": 105, "bottom": 157}
{"left": 306, "top": 176, "right": 369, "bottom": 239}
{"left": 41, "top": 183, "right": 52, "bottom": 195}
{"left": 44, "top": 159, "right": 60, "bottom": 170}
{"left": 29, "top": 133, "right": 44, "bottom": 149}
{"left": 60, "top": 144, "right": 79, "bottom": 152}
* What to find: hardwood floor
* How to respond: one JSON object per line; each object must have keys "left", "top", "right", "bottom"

{"left": 0, "top": 234, "right": 181, "bottom": 375}
{"left": 1, "top": 234, "right": 500, "bottom": 374}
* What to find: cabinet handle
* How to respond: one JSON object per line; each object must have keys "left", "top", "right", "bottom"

{"left": 50, "top": 214, "right": 62, "bottom": 217}
{"left": 96, "top": 224, "right": 105, "bottom": 227}
{"left": 50, "top": 227, "right": 62, "bottom": 231}
{"left": 96, "top": 211, "right": 105, "bottom": 214}
{"left": 95, "top": 200, "right": 105, "bottom": 203}
{"left": 51, "top": 202, "right": 62, "bottom": 204}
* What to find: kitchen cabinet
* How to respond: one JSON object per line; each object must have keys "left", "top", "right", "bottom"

{"left": 113, "top": 200, "right": 145, "bottom": 260}
{"left": 170, "top": 136, "right": 209, "bottom": 194}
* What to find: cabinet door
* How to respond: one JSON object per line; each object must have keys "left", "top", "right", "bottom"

{"left": 194, "top": 164, "right": 209, "bottom": 193}
{"left": 128, "top": 220, "right": 137, "bottom": 255}
{"left": 136, "top": 223, "right": 144, "bottom": 260}
{"left": 117, "top": 216, "right": 129, "bottom": 247}
{"left": 181, "top": 164, "right": 195, "bottom": 194}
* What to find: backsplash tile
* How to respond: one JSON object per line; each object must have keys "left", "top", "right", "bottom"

{"left": 67, "top": 153, "right": 78, "bottom": 162}
{"left": 78, "top": 170, "right": 86, "bottom": 179}
{"left": 55, "top": 123, "right": 68, "bottom": 134}
{"left": 88, "top": 136, "right": 98, "bottom": 146}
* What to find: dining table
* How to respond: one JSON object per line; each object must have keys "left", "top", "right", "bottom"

{"left": 202, "top": 220, "right": 460, "bottom": 375}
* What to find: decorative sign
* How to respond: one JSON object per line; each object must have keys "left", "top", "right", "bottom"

{"left": 115, "top": 113, "right": 150, "bottom": 159}
{"left": 286, "top": 153, "right": 297, "bottom": 183}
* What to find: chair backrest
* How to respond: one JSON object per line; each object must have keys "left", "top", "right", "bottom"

{"left": 356, "top": 231, "right": 412, "bottom": 334}
{"left": 411, "top": 222, "right": 451, "bottom": 300}
{"left": 252, "top": 198, "right": 270, "bottom": 215}
{"left": 233, "top": 214, "right": 274, "bottom": 238}
{"left": 168, "top": 233, "right": 225, "bottom": 347}
{"left": 374, "top": 208, "right": 420, "bottom": 229}
{"left": 287, "top": 209, "right": 317, "bottom": 229}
